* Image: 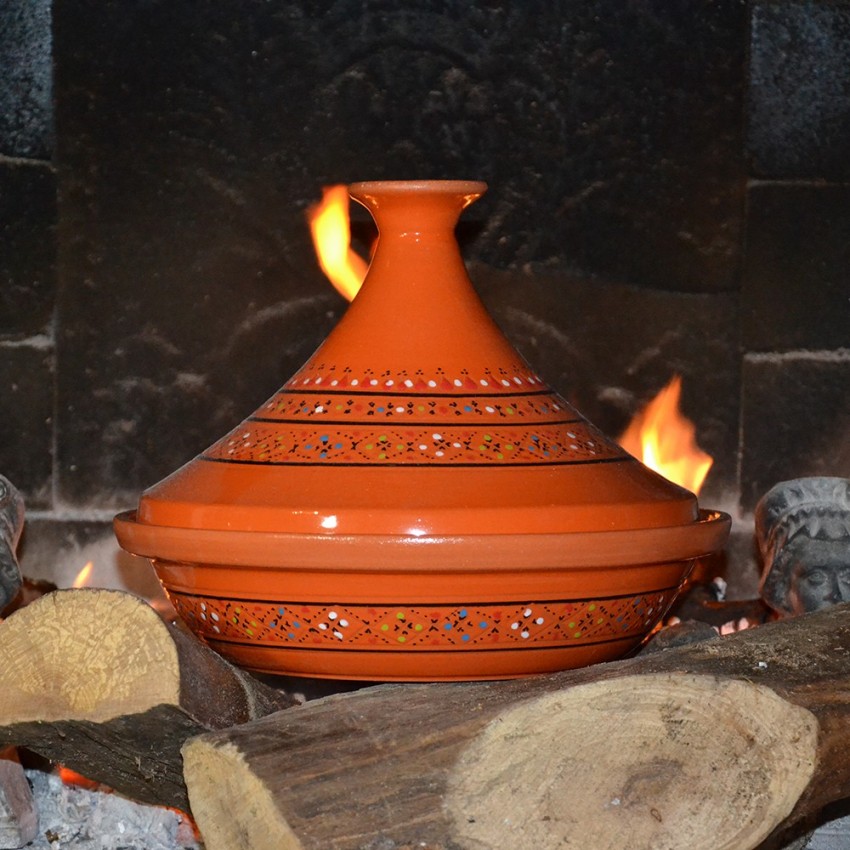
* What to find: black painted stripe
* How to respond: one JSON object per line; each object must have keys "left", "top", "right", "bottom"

{"left": 245, "top": 416, "right": 585, "bottom": 427}
{"left": 168, "top": 587, "right": 680, "bottom": 607}
{"left": 197, "top": 454, "right": 629, "bottom": 469}
{"left": 203, "top": 634, "right": 640, "bottom": 653}
{"left": 276, "top": 387, "right": 554, "bottom": 399}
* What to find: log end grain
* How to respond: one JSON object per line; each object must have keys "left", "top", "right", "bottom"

{"left": 183, "top": 738, "right": 304, "bottom": 850}
{"left": 447, "top": 673, "right": 818, "bottom": 850}
{"left": 0, "top": 589, "right": 180, "bottom": 722}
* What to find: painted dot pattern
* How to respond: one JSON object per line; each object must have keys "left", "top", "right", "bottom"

{"left": 204, "top": 419, "right": 620, "bottom": 465}
{"left": 170, "top": 593, "right": 675, "bottom": 651}
{"left": 287, "top": 363, "right": 544, "bottom": 393}
{"left": 258, "top": 392, "right": 573, "bottom": 423}
{"left": 200, "top": 361, "right": 629, "bottom": 467}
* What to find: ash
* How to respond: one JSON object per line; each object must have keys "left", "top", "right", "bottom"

{"left": 20, "top": 771, "right": 201, "bottom": 850}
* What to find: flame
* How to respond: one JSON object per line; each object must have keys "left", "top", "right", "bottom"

{"left": 72, "top": 561, "right": 94, "bottom": 589}
{"left": 619, "top": 375, "right": 713, "bottom": 495}
{"left": 307, "top": 185, "right": 369, "bottom": 302}
{"left": 58, "top": 766, "right": 103, "bottom": 791}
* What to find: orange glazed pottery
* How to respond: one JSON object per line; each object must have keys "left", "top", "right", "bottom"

{"left": 114, "top": 180, "right": 730, "bottom": 681}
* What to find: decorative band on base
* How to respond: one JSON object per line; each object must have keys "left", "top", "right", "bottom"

{"left": 169, "top": 591, "right": 676, "bottom": 651}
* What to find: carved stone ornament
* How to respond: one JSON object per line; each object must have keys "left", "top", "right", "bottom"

{"left": 756, "top": 477, "right": 850, "bottom": 617}
{"left": 0, "top": 476, "right": 24, "bottom": 613}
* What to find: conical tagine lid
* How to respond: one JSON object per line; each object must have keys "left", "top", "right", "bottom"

{"left": 121, "top": 181, "right": 701, "bottom": 545}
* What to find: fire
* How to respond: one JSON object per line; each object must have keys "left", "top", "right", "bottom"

{"left": 619, "top": 375, "right": 713, "bottom": 495}
{"left": 72, "top": 561, "right": 94, "bottom": 589}
{"left": 307, "top": 184, "right": 369, "bottom": 302}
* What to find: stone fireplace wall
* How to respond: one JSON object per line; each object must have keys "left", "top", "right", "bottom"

{"left": 1, "top": 1, "right": 848, "bottom": 589}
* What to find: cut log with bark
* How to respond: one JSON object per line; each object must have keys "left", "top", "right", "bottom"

{"left": 183, "top": 602, "right": 850, "bottom": 850}
{"left": 0, "top": 747, "right": 36, "bottom": 849}
{"left": 0, "top": 588, "right": 296, "bottom": 811}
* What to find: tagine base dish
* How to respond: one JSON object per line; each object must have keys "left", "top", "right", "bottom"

{"left": 153, "top": 567, "right": 687, "bottom": 681}
{"left": 116, "top": 509, "right": 730, "bottom": 681}
{"left": 198, "top": 643, "right": 647, "bottom": 682}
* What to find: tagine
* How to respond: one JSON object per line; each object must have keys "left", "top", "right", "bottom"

{"left": 114, "top": 180, "right": 730, "bottom": 680}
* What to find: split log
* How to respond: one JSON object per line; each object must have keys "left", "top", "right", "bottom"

{"left": 183, "top": 602, "right": 850, "bottom": 850}
{"left": 0, "top": 747, "right": 36, "bottom": 849}
{"left": 0, "top": 588, "right": 296, "bottom": 811}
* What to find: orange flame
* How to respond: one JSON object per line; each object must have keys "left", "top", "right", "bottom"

{"left": 72, "top": 561, "right": 94, "bottom": 589}
{"left": 307, "top": 185, "right": 369, "bottom": 302}
{"left": 619, "top": 375, "right": 713, "bottom": 495}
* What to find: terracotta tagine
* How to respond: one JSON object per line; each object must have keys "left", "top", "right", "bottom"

{"left": 114, "top": 180, "right": 730, "bottom": 681}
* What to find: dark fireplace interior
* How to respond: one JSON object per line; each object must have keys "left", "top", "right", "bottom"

{"left": 1, "top": 1, "right": 849, "bottom": 598}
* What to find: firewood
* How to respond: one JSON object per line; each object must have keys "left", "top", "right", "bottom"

{"left": 0, "top": 589, "right": 296, "bottom": 811}
{"left": 0, "top": 747, "right": 36, "bottom": 849}
{"left": 183, "top": 603, "right": 850, "bottom": 850}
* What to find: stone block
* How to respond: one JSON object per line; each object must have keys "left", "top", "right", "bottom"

{"left": 740, "top": 355, "right": 850, "bottom": 512}
{"left": 0, "top": 343, "right": 53, "bottom": 510}
{"left": 749, "top": 2, "right": 850, "bottom": 179}
{"left": 742, "top": 183, "right": 850, "bottom": 353}
{"left": 0, "top": 0, "right": 53, "bottom": 159}
{"left": 0, "top": 161, "right": 56, "bottom": 338}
